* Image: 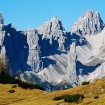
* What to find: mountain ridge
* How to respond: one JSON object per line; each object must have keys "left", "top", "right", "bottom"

{"left": 0, "top": 10, "right": 105, "bottom": 89}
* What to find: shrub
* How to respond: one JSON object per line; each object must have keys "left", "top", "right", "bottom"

{"left": 53, "top": 95, "right": 64, "bottom": 100}
{"left": 8, "top": 89, "right": 15, "bottom": 93}
{"left": 0, "top": 71, "right": 44, "bottom": 90}
{"left": 63, "top": 94, "right": 84, "bottom": 102}
{"left": 53, "top": 94, "right": 85, "bottom": 103}
{"left": 0, "top": 71, "right": 21, "bottom": 84}
{"left": 82, "top": 81, "right": 89, "bottom": 85}
{"left": 12, "top": 85, "right": 17, "bottom": 88}
{"left": 0, "top": 57, "right": 44, "bottom": 90}
{"left": 18, "top": 81, "right": 44, "bottom": 90}
{"left": 94, "top": 95, "right": 99, "bottom": 99}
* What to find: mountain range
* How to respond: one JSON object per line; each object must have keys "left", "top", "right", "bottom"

{"left": 0, "top": 10, "right": 105, "bottom": 89}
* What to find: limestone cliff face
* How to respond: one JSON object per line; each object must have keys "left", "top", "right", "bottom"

{"left": 0, "top": 10, "right": 105, "bottom": 88}
{"left": 71, "top": 10, "right": 104, "bottom": 36}
{"left": 24, "top": 29, "right": 42, "bottom": 73}
{"left": 0, "top": 14, "right": 6, "bottom": 61}
{"left": 67, "top": 42, "right": 78, "bottom": 86}
{"left": 38, "top": 16, "right": 69, "bottom": 52}
{"left": 0, "top": 23, "right": 29, "bottom": 75}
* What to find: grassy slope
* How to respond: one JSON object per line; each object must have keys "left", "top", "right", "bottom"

{"left": 1, "top": 78, "right": 105, "bottom": 105}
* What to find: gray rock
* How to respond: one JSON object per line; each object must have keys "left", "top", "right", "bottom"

{"left": 71, "top": 10, "right": 105, "bottom": 36}
{"left": 0, "top": 10, "right": 105, "bottom": 89}
{"left": 0, "top": 13, "right": 4, "bottom": 24}
{"left": 38, "top": 16, "right": 69, "bottom": 51}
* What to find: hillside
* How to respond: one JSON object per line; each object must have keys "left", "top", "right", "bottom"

{"left": 1, "top": 78, "right": 105, "bottom": 105}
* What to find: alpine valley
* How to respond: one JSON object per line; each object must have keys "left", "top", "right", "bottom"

{"left": 0, "top": 10, "right": 105, "bottom": 90}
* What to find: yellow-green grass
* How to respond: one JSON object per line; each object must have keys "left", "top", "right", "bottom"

{"left": 1, "top": 78, "right": 105, "bottom": 105}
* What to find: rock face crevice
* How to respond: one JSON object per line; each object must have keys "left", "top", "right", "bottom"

{"left": 0, "top": 10, "right": 105, "bottom": 88}
{"left": 2, "top": 24, "right": 30, "bottom": 75}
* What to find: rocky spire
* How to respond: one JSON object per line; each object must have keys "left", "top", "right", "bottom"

{"left": 71, "top": 10, "right": 105, "bottom": 36}
{"left": 50, "top": 16, "right": 65, "bottom": 31}
{"left": 37, "top": 16, "right": 67, "bottom": 51}
{"left": 38, "top": 16, "right": 65, "bottom": 34}
{"left": 66, "top": 41, "right": 78, "bottom": 86}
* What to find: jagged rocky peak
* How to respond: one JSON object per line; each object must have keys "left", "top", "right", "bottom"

{"left": 71, "top": 10, "right": 105, "bottom": 36}
{"left": 50, "top": 16, "right": 65, "bottom": 31}
{"left": 38, "top": 16, "right": 65, "bottom": 34}
{"left": 0, "top": 13, "right": 4, "bottom": 24}
{"left": 37, "top": 16, "right": 67, "bottom": 51}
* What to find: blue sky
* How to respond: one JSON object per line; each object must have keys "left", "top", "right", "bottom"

{"left": 0, "top": 0, "right": 105, "bottom": 31}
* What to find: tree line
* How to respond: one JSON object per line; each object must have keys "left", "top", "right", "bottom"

{"left": 0, "top": 57, "right": 44, "bottom": 90}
